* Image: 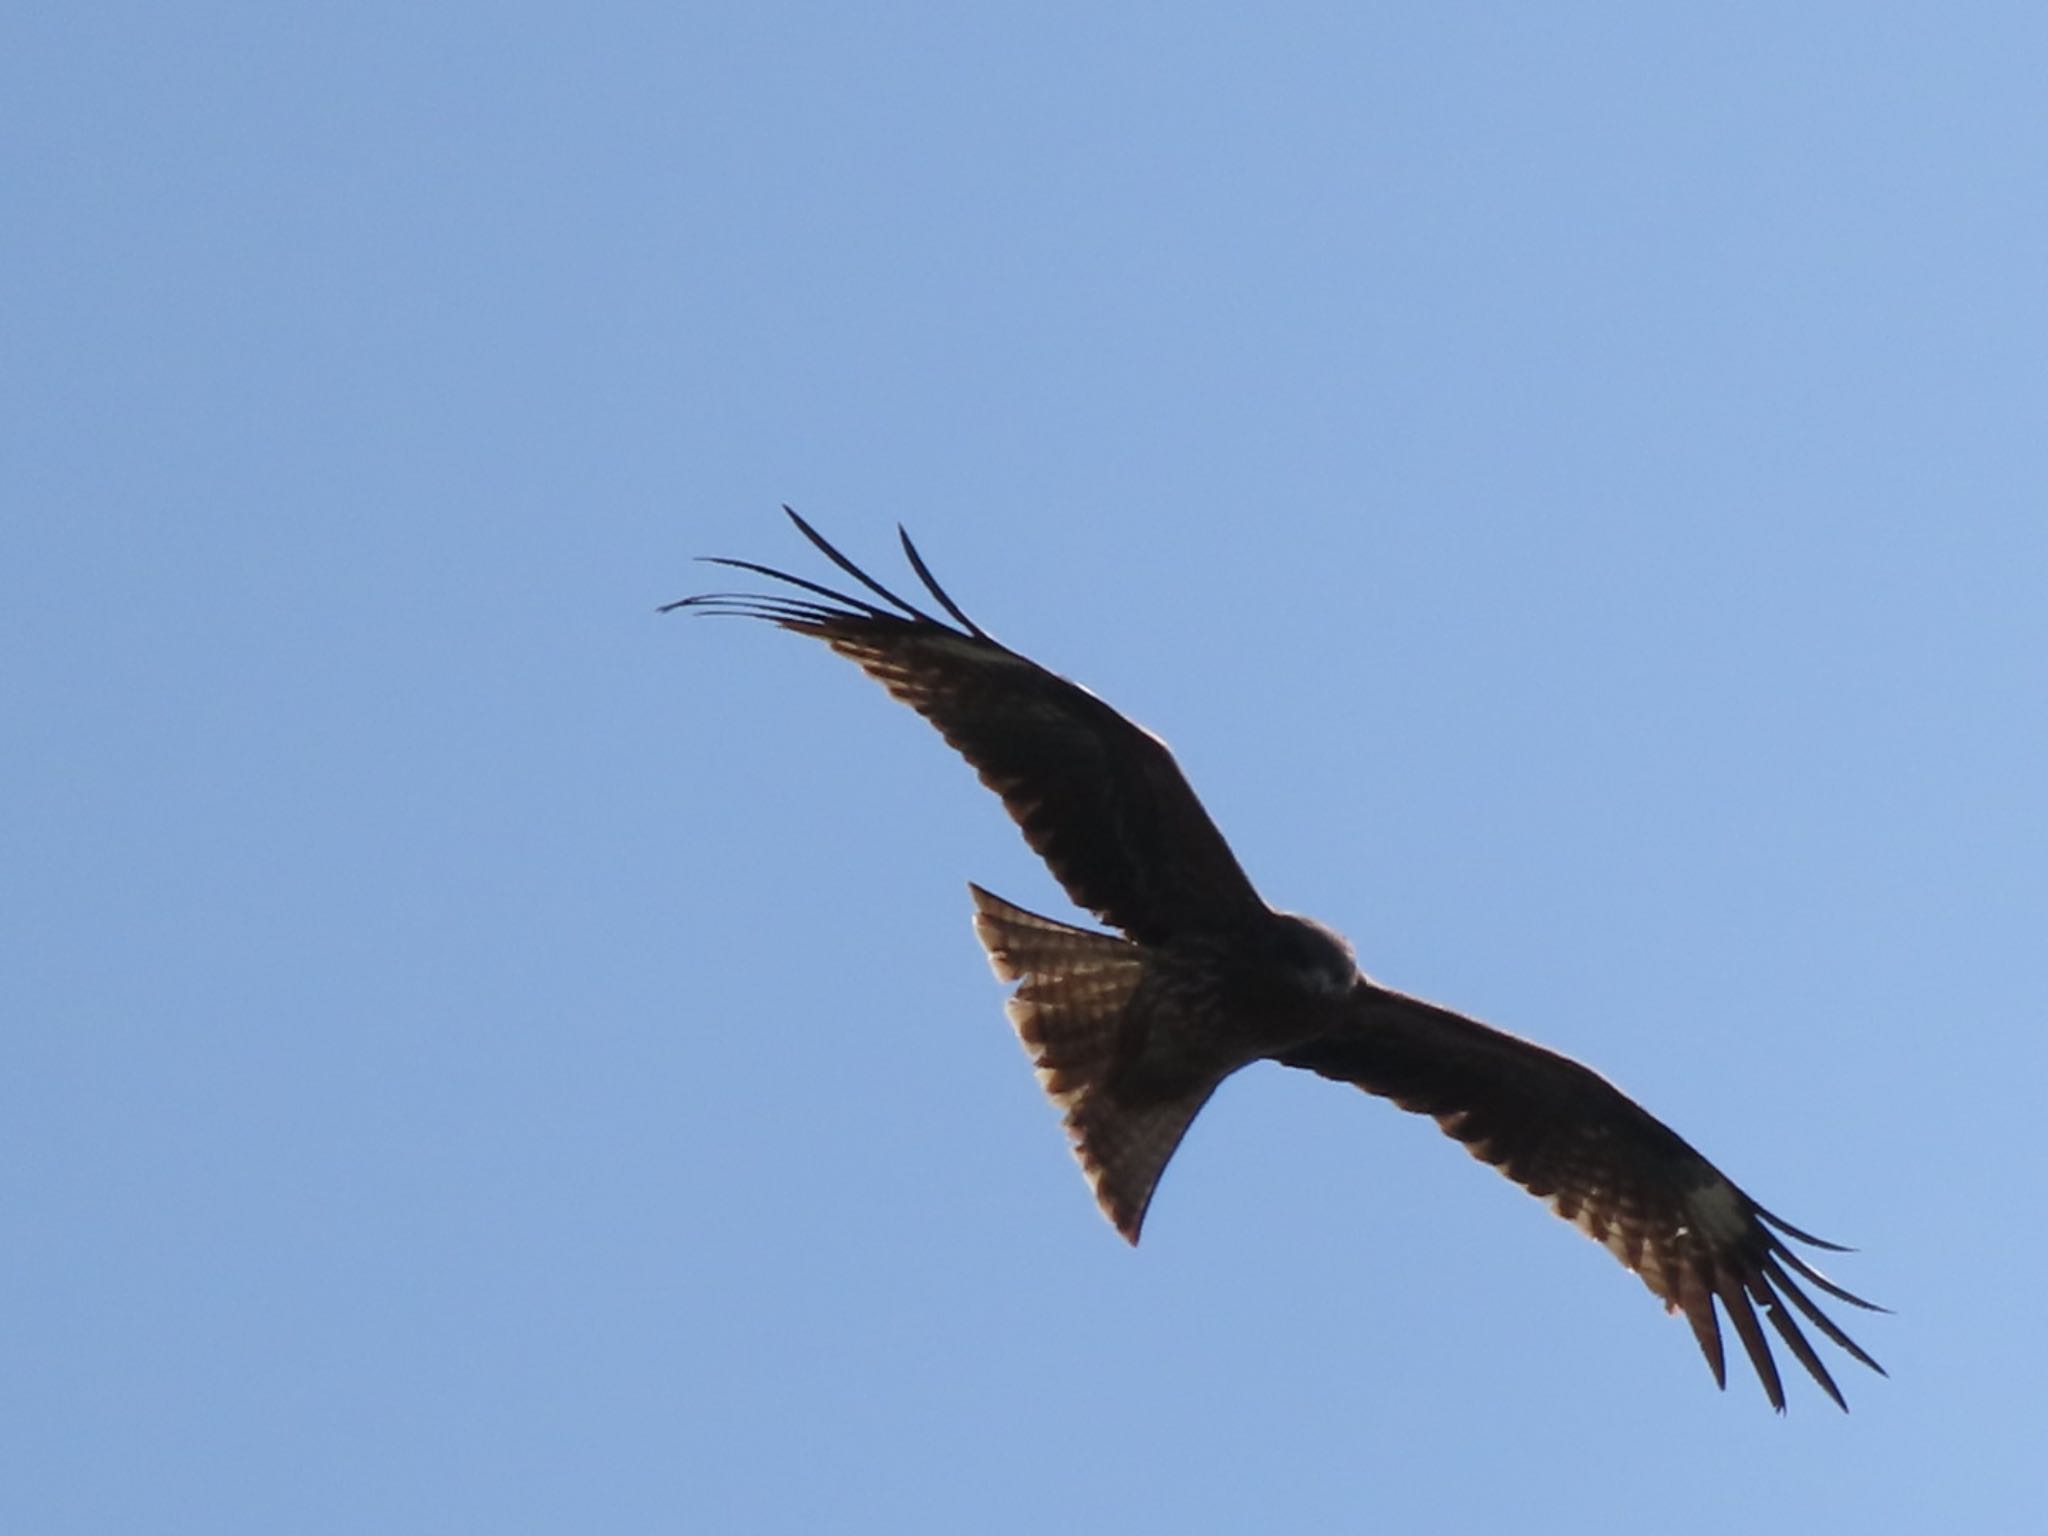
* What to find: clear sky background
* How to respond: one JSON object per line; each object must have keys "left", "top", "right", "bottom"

{"left": 7, "top": 4, "right": 2046, "bottom": 1532}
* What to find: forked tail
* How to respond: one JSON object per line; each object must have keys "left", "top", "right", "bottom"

{"left": 968, "top": 884, "right": 1216, "bottom": 1243}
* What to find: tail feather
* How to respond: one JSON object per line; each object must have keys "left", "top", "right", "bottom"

{"left": 968, "top": 884, "right": 1214, "bottom": 1243}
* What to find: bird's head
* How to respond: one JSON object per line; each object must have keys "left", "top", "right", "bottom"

{"left": 1268, "top": 912, "right": 1359, "bottom": 998}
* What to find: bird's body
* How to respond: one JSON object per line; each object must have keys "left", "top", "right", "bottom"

{"left": 670, "top": 510, "right": 1885, "bottom": 1412}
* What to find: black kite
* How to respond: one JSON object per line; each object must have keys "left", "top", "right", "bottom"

{"left": 668, "top": 510, "right": 1886, "bottom": 1412}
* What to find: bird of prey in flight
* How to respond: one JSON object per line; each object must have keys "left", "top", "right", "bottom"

{"left": 669, "top": 509, "right": 1885, "bottom": 1412}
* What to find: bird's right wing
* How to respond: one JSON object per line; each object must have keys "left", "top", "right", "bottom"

{"left": 666, "top": 510, "right": 1267, "bottom": 945}
{"left": 1280, "top": 987, "right": 1886, "bottom": 1411}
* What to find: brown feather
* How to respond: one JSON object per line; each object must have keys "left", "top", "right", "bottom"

{"left": 669, "top": 513, "right": 1264, "bottom": 945}
{"left": 968, "top": 884, "right": 1215, "bottom": 1241}
{"left": 1280, "top": 984, "right": 1886, "bottom": 1411}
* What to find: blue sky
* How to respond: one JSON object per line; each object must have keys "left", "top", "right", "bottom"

{"left": 7, "top": 3, "right": 2046, "bottom": 1531}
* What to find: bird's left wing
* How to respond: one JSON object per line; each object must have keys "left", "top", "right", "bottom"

{"left": 1279, "top": 988, "right": 1886, "bottom": 1411}
{"left": 665, "top": 510, "right": 1268, "bottom": 945}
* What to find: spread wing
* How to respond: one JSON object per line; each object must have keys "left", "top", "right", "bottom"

{"left": 665, "top": 509, "right": 1267, "bottom": 945}
{"left": 1280, "top": 986, "right": 1887, "bottom": 1411}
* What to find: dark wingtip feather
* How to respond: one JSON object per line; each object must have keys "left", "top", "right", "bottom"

{"left": 1752, "top": 1270, "right": 1850, "bottom": 1412}
{"left": 1754, "top": 1204, "right": 1855, "bottom": 1252}
{"left": 1761, "top": 1254, "right": 1888, "bottom": 1378}
{"left": 897, "top": 524, "right": 989, "bottom": 639}
{"left": 1714, "top": 1272, "right": 1787, "bottom": 1412}
{"left": 1679, "top": 1286, "right": 1728, "bottom": 1393}
{"left": 659, "top": 550, "right": 909, "bottom": 625}
{"left": 1768, "top": 1236, "right": 1891, "bottom": 1314}
{"left": 778, "top": 507, "right": 936, "bottom": 623}
{"left": 666, "top": 593, "right": 861, "bottom": 628}
{"left": 667, "top": 512, "right": 996, "bottom": 652}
